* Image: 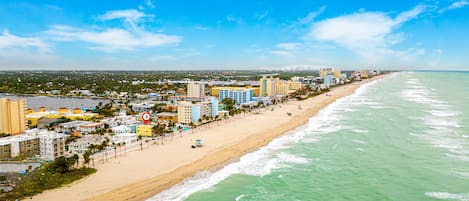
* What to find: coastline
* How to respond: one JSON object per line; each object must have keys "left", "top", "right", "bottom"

{"left": 31, "top": 75, "right": 388, "bottom": 201}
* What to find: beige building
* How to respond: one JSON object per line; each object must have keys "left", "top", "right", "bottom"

{"left": 260, "top": 76, "right": 302, "bottom": 96}
{"left": 177, "top": 101, "right": 194, "bottom": 125}
{"left": 0, "top": 98, "right": 26, "bottom": 135}
{"left": 187, "top": 81, "right": 205, "bottom": 98}
{"left": 334, "top": 69, "right": 342, "bottom": 78}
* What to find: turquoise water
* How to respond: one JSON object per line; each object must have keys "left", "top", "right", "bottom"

{"left": 149, "top": 72, "right": 469, "bottom": 201}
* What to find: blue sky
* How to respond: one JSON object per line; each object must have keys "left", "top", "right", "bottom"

{"left": 0, "top": 0, "right": 468, "bottom": 70}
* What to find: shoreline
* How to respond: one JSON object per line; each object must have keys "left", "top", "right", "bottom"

{"left": 31, "top": 75, "right": 388, "bottom": 201}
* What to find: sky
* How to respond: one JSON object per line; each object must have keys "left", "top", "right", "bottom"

{"left": 0, "top": 0, "right": 468, "bottom": 71}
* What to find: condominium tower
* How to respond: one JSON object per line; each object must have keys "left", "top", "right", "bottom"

{"left": 187, "top": 81, "right": 205, "bottom": 98}
{"left": 0, "top": 98, "right": 26, "bottom": 135}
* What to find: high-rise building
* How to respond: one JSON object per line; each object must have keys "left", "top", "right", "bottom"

{"left": 333, "top": 69, "right": 342, "bottom": 78}
{"left": 0, "top": 98, "right": 26, "bottom": 135}
{"left": 187, "top": 81, "right": 205, "bottom": 98}
{"left": 260, "top": 75, "right": 277, "bottom": 97}
{"left": 259, "top": 76, "right": 302, "bottom": 97}
{"left": 219, "top": 88, "right": 253, "bottom": 104}
{"left": 211, "top": 86, "right": 259, "bottom": 97}
{"left": 177, "top": 97, "right": 218, "bottom": 125}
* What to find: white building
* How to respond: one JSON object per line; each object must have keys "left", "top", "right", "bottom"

{"left": 111, "top": 125, "right": 132, "bottom": 134}
{"left": 39, "top": 132, "right": 68, "bottom": 161}
{"left": 68, "top": 135, "right": 104, "bottom": 155}
{"left": 0, "top": 134, "right": 40, "bottom": 158}
{"left": 58, "top": 120, "right": 94, "bottom": 133}
{"left": 101, "top": 115, "right": 138, "bottom": 127}
{"left": 112, "top": 133, "right": 137, "bottom": 145}
{"left": 79, "top": 122, "right": 105, "bottom": 134}
{"left": 187, "top": 81, "right": 205, "bottom": 98}
{"left": 131, "top": 103, "right": 154, "bottom": 112}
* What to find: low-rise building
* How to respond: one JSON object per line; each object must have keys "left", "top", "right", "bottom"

{"left": 112, "top": 133, "right": 137, "bottom": 145}
{"left": 131, "top": 103, "right": 154, "bottom": 112}
{"left": 79, "top": 123, "right": 105, "bottom": 134}
{"left": 136, "top": 125, "right": 153, "bottom": 137}
{"left": 0, "top": 135, "right": 40, "bottom": 158}
{"left": 68, "top": 135, "right": 104, "bottom": 155}
{"left": 101, "top": 115, "right": 138, "bottom": 127}
{"left": 58, "top": 120, "right": 94, "bottom": 133}
{"left": 156, "top": 112, "right": 178, "bottom": 123}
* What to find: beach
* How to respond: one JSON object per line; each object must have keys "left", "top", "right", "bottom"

{"left": 31, "top": 75, "right": 386, "bottom": 201}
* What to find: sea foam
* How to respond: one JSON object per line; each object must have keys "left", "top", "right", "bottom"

{"left": 425, "top": 192, "right": 469, "bottom": 201}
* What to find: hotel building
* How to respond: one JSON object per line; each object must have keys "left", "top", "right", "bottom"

{"left": 187, "top": 81, "right": 205, "bottom": 98}
{"left": 259, "top": 76, "right": 302, "bottom": 97}
{"left": 0, "top": 98, "right": 26, "bottom": 135}
{"left": 219, "top": 88, "right": 253, "bottom": 105}
{"left": 177, "top": 97, "right": 218, "bottom": 125}
{"left": 211, "top": 86, "right": 259, "bottom": 97}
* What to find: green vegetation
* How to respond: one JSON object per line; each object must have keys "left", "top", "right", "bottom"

{"left": 0, "top": 156, "right": 96, "bottom": 200}
{"left": 220, "top": 98, "right": 240, "bottom": 116}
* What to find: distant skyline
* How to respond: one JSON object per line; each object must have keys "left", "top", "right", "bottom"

{"left": 0, "top": 0, "right": 468, "bottom": 70}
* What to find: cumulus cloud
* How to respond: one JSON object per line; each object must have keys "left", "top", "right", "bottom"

{"left": 0, "top": 30, "right": 59, "bottom": 68}
{"left": 0, "top": 30, "right": 51, "bottom": 52}
{"left": 306, "top": 5, "right": 426, "bottom": 62}
{"left": 46, "top": 9, "right": 181, "bottom": 52}
{"left": 46, "top": 25, "right": 181, "bottom": 52}
{"left": 439, "top": 0, "right": 469, "bottom": 13}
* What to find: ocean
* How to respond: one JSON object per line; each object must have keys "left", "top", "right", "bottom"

{"left": 149, "top": 72, "right": 469, "bottom": 201}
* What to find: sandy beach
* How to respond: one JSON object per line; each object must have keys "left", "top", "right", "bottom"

{"left": 31, "top": 75, "right": 386, "bottom": 201}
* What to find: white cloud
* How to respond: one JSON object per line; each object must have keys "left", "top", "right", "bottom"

{"left": 98, "top": 9, "right": 153, "bottom": 31}
{"left": 276, "top": 42, "right": 300, "bottom": 50}
{"left": 298, "top": 6, "right": 327, "bottom": 24}
{"left": 0, "top": 30, "right": 59, "bottom": 68}
{"left": 145, "top": 0, "right": 156, "bottom": 9}
{"left": 306, "top": 5, "right": 426, "bottom": 62}
{"left": 46, "top": 9, "right": 181, "bottom": 52}
{"left": 194, "top": 25, "right": 209, "bottom": 30}
{"left": 439, "top": 0, "right": 469, "bottom": 13}
{"left": 46, "top": 25, "right": 181, "bottom": 52}
{"left": 255, "top": 11, "right": 269, "bottom": 20}
{"left": 226, "top": 15, "right": 243, "bottom": 24}
{"left": 269, "top": 50, "right": 294, "bottom": 58}
{"left": 0, "top": 30, "right": 51, "bottom": 53}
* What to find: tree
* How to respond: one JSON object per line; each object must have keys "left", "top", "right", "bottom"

{"left": 49, "top": 156, "right": 72, "bottom": 174}
{"left": 71, "top": 154, "right": 79, "bottom": 167}
{"left": 83, "top": 151, "right": 91, "bottom": 167}
{"left": 138, "top": 135, "right": 143, "bottom": 150}
{"left": 221, "top": 98, "right": 236, "bottom": 111}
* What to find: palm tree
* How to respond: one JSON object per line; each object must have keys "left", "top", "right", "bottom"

{"left": 72, "top": 154, "right": 79, "bottom": 167}
{"left": 112, "top": 142, "right": 117, "bottom": 158}
{"left": 83, "top": 151, "right": 91, "bottom": 167}
{"left": 138, "top": 135, "right": 143, "bottom": 150}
